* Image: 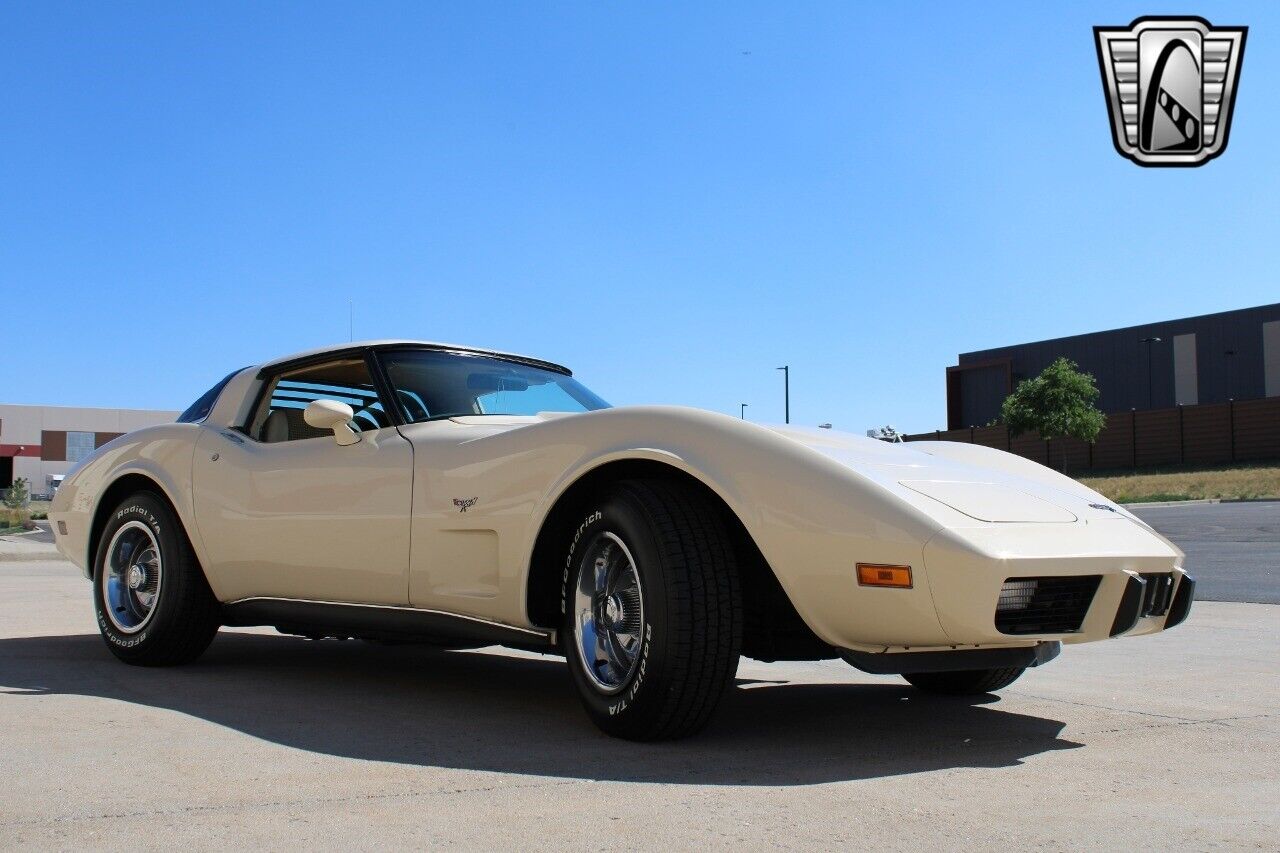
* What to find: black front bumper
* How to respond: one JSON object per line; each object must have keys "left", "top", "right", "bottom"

{"left": 1163, "top": 574, "right": 1196, "bottom": 629}
{"left": 1111, "top": 572, "right": 1196, "bottom": 637}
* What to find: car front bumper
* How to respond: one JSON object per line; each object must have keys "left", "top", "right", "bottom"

{"left": 921, "top": 517, "right": 1191, "bottom": 648}
{"left": 769, "top": 513, "right": 1194, "bottom": 656}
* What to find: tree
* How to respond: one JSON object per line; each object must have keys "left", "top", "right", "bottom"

{"left": 1000, "top": 358, "right": 1106, "bottom": 471}
{"left": 3, "top": 476, "right": 31, "bottom": 529}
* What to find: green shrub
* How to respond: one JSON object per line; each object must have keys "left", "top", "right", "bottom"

{"left": 3, "top": 477, "right": 31, "bottom": 529}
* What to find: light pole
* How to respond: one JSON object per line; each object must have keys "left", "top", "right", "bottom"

{"left": 1140, "top": 337, "right": 1161, "bottom": 409}
{"left": 740, "top": 403, "right": 748, "bottom": 420}
{"left": 776, "top": 365, "right": 789, "bottom": 424}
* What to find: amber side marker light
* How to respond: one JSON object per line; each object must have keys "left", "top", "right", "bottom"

{"left": 857, "top": 563, "right": 913, "bottom": 588}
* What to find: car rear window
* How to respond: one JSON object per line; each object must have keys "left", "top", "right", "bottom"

{"left": 176, "top": 369, "right": 243, "bottom": 424}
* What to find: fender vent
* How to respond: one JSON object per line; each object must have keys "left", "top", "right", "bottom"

{"left": 995, "top": 575, "right": 1102, "bottom": 635}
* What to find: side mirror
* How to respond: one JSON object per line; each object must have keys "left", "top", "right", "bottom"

{"left": 303, "top": 399, "right": 361, "bottom": 446}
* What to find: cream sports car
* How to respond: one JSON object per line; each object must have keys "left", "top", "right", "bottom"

{"left": 51, "top": 340, "right": 1195, "bottom": 740}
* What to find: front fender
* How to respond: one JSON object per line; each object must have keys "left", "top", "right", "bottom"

{"left": 515, "top": 408, "right": 954, "bottom": 649}
{"left": 50, "top": 425, "right": 203, "bottom": 577}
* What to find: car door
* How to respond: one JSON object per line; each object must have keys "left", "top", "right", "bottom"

{"left": 191, "top": 355, "right": 413, "bottom": 605}
{"left": 373, "top": 347, "right": 608, "bottom": 627}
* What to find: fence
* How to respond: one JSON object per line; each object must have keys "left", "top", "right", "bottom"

{"left": 903, "top": 396, "right": 1280, "bottom": 472}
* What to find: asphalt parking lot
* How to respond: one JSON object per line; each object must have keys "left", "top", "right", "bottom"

{"left": 1132, "top": 502, "right": 1280, "bottom": 604}
{"left": 1, "top": 550, "right": 1277, "bottom": 849}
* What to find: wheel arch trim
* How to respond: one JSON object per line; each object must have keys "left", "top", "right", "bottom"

{"left": 520, "top": 449, "right": 774, "bottom": 630}
{"left": 85, "top": 462, "right": 205, "bottom": 582}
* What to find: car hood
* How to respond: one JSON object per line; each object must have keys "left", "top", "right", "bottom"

{"left": 761, "top": 425, "right": 1133, "bottom": 525}
{"left": 438, "top": 409, "right": 1135, "bottom": 526}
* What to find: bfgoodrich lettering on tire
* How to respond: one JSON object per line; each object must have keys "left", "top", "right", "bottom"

{"left": 92, "top": 492, "right": 220, "bottom": 666}
{"left": 561, "top": 479, "right": 742, "bottom": 740}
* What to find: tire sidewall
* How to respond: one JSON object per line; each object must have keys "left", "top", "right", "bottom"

{"left": 93, "top": 494, "right": 181, "bottom": 653}
{"left": 560, "top": 494, "right": 673, "bottom": 733}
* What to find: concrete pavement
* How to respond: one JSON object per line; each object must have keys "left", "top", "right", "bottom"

{"left": 0, "top": 523, "right": 59, "bottom": 562}
{"left": 1, "top": 560, "right": 1276, "bottom": 849}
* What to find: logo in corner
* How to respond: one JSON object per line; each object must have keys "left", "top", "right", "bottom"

{"left": 1094, "top": 16, "right": 1246, "bottom": 166}
{"left": 453, "top": 497, "right": 478, "bottom": 513}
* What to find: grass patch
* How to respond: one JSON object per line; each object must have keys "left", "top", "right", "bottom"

{"left": 3, "top": 499, "right": 51, "bottom": 528}
{"left": 1111, "top": 493, "right": 1197, "bottom": 505}
{"left": 12, "top": 501, "right": 51, "bottom": 521}
{"left": 1078, "top": 463, "right": 1280, "bottom": 504}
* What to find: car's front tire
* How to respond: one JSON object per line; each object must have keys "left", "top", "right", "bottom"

{"left": 561, "top": 479, "right": 743, "bottom": 741}
{"left": 92, "top": 492, "right": 220, "bottom": 666}
{"left": 902, "top": 667, "right": 1025, "bottom": 695}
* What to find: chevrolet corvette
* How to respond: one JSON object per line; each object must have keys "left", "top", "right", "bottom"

{"left": 50, "top": 341, "right": 1195, "bottom": 740}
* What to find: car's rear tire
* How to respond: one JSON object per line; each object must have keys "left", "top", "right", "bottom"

{"left": 902, "top": 667, "right": 1025, "bottom": 695}
{"left": 92, "top": 492, "right": 220, "bottom": 666}
{"left": 561, "top": 479, "right": 743, "bottom": 741}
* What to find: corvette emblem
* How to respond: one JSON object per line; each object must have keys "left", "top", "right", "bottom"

{"left": 1094, "top": 17, "right": 1246, "bottom": 166}
{"left": 453, "top": 497, "right": 478, "bottom": 513}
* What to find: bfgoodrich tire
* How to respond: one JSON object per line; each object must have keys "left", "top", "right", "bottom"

{"left": 92, "top": 492, "right": 220, "bottom": 666}
{"left": 902, "top": 667, "right": 1025, "bottom": 695}
{"left": 561, "top": 479, "right": 743, "bottom": 741}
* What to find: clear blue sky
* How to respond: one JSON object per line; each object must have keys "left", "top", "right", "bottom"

{"left": 3, "top": 2, "right": 1276, "bottom": 432}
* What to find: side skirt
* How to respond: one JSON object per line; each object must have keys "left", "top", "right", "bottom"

{"left": 221, "top": 597, "right": 557, "bottom": 651}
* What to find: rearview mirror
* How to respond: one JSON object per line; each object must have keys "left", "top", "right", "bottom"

{"left": 303, "top": 399, "right": 361, "bottom": 446}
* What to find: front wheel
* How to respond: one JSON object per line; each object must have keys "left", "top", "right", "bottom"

{"left": 92, "top": 492, "right": 220, "bottom": 666}
{"left": 902, "top": 667, "right": 1026, "bottom": 695}
{"left": 561, "top": 479, "right": 742, "bottom": 741}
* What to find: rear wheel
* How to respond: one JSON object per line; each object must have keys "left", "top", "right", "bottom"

{"left": 92, "top": 492, "right": 220, "bottom": 666}
{"left": 561, "top": 479, "right": 742, "bottom": 741}
{"left": 902, "top": 667, "right": 1025, "bottom": 695}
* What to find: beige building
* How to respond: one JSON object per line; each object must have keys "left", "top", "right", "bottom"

{"left": 0, "top": 404, "right": 179, "bottom": 498}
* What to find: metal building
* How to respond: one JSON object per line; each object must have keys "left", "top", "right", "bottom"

{"left": 946, "top": 303, "right": 1280, "bottom": 430}
{"left": 0, "top": 404, "right": 179, "bottom": 497}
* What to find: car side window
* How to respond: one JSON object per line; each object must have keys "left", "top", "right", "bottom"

{"left": 247, "top": 358, "right": 391, "bottom": 443}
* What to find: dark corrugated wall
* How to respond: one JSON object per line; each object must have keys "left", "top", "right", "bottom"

{"left": 949, "top": 303, "right": 1280, "bottom": 428}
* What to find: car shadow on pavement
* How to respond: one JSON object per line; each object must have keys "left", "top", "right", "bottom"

{"left": 0, "top": 631, "right": 1081, "bottom": 786}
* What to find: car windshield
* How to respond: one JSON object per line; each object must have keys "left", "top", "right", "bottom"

{"left": 378, "top": 349, "right": 609, "bottom": 422}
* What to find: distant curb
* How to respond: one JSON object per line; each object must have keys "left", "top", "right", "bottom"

{"left": 1123, "top": 497, "right": 1280, "bottom": 509}
{"left": 0, "top": 551, "right": 65, "bottom": 563}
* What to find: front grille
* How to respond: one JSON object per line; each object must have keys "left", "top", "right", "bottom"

{"left": 1139, "top": 573, "right": 1174, "bottom": 617}
{"left": 995, "top": 575, "right": 1102, "bottom": 635}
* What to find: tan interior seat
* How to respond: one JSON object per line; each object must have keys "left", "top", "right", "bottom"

{"left": 263, "top": 410, "right": 290, "bottom": 443}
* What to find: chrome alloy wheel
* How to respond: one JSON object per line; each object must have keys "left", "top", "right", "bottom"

{"left": 573, "top": 531, "right": 645, "bottom": 694}
{"left": 101, "top": 521, "right": 163, "bottom": 634}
